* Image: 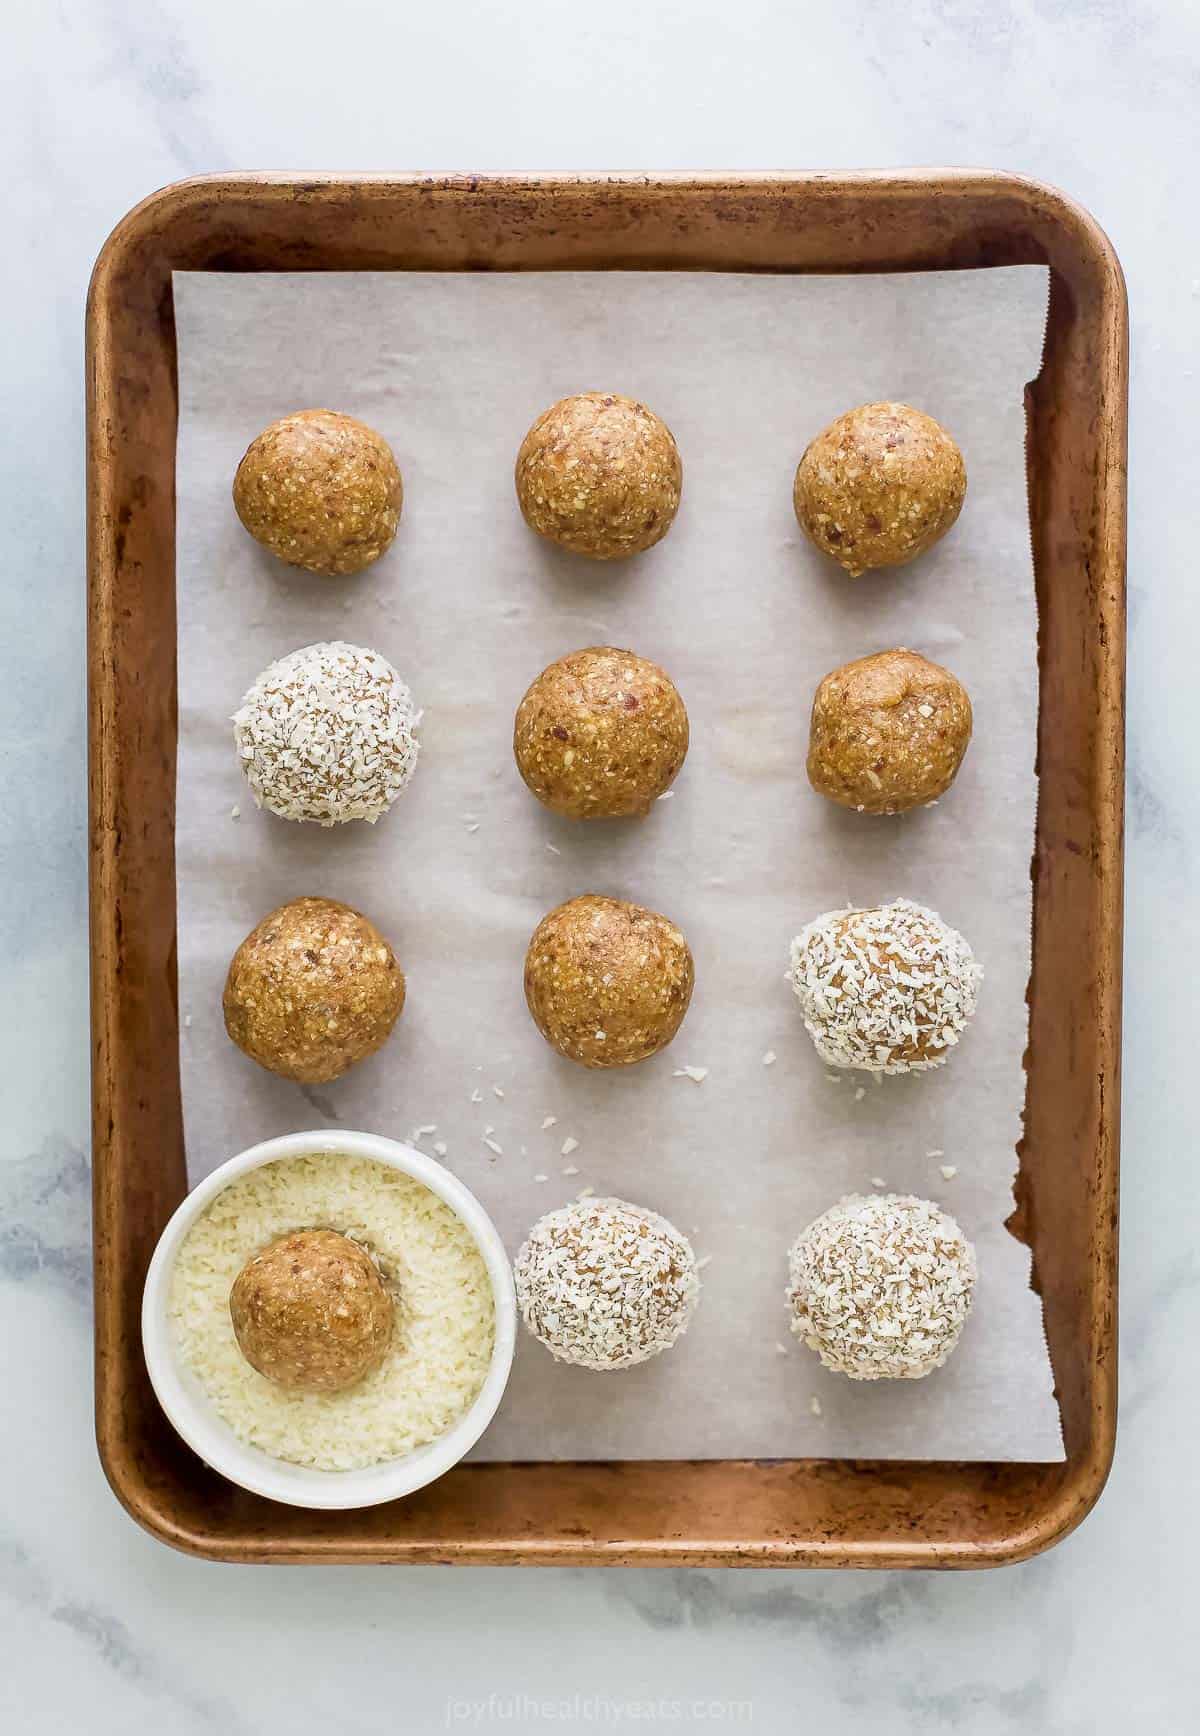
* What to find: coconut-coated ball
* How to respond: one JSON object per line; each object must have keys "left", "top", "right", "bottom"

{"left": 229, "top": 1228, "right": 394, "bottom": 1393}
{"left": 233, "top": 409, "right": 403, "bottom": 576}
{"left": 793, "top": 402, "right": 966, "bottom": 576}
{"left": 515, "top": 392, "right": 682, "bottom": 559}
{"left": 233, "top": 641, "right": 420, "bottom": 826}
{"left": 807, "top": 648, "right": 973, "bottom": 813}
{"left": 515, "top": 1197, "right": 700, "bottom": 1369}
{"left": 223, "top": 896, "right": 406, "bottom": 1085}
{"left": 788, "top": 1194, "right": 976, "bottom": 1379}
{"left": 524, "top": 894, "right": 694, "bottom": 1068}
{"left": 789, "top": 898, "right": 981, "bottom": 1074}
{"left": 513, "top": 646, "right": 689, "bottom": 819}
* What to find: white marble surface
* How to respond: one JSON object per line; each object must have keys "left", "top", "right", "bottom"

{"left": 2, "top": 2, "right": 1195, "bottom": 1729}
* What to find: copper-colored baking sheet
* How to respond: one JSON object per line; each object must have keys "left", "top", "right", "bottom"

{"left": 87, "top": 172, "right": 1126, "bottom": 1567}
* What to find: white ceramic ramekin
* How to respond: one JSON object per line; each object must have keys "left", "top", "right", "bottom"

{"left": 141, "top": 1129, "right": 516, "bottom": 1510}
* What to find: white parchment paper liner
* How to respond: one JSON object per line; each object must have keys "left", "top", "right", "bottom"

{"left": 174, "top": 267, "right": 1062, "bottom": 1461}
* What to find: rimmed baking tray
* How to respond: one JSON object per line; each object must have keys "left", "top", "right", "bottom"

{"left": 87, "top": 171, "right": 1126, "bottom": 1567}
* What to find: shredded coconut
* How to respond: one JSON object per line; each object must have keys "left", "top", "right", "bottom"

{"left": 787, "top": 1193, "right": 976, "bottom": 1380}
{"left": 762, "top": 1050, "right": 777, "bottom": 1066}
{"left": 168, "top": 1153, "right": 493, "bottom": 1470}
{"left": 514, "top": 1197, "right": 699, "bottom": 1370}
{"left": 789, "top": 899, "right": 982, "bottom": 1075}
{"left": 232, "top": 641, "right": 420, "bottom": 826}
{"left": 560, "top": 1136, "right": 579, "bottom": 1157}
{"left": 673, "top": 1065, "right": 709, "bottom": 1084}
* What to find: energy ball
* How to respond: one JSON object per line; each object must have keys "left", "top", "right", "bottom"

{"left": 230, "top": 1228, "right": 394, "bottom": 1393}
{"left": 515, "top": 391, "right": 682, "bottom": 559}
{"left": 223, "top": 896, "right": 406, "bottom": 1085}
{"left": 524, "top": 894, "right": 694, "bottom": 1068}
{"left": 788, "top": 1194, "right": 976, "bottom": 1379}
{"left": 807, "top": 647, "right": 973, "bottom": 814}
{"left": 793, "top": 402, "right": 966, "bottom": 576}
{"left": 232, "top": 409, "right": 403, "bottom": 577}
{"left": 789, "top": 898, "right": 981, "bottom": 1074}
{"left": 233, "top": 640, "right": 419, "bottom": 825}
{"left": 513, "top": 646, "right": 689, "bottom": 819}
{"left": 515, "top": 1197, "right": 700, "bottom": 1369}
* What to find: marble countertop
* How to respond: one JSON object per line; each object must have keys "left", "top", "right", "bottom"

{"left": 4, "top": 2, "right": 1193, "bottom": 1730}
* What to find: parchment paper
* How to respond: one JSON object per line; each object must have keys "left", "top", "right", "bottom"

{"left": 173, "top": 267, "right": 1062, "bottom": 1461}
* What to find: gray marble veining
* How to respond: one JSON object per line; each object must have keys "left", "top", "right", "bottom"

{"left": 3, "top": 1, "right": 1196, "bottom": 1730}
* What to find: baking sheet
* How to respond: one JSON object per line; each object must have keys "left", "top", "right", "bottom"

{"left": 173, "top": 267, "right": 1062, "bottom": 1462}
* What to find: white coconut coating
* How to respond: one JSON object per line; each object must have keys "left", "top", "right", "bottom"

{"left": 514, "top": 1197, "right": 700, "bottom": 1370}
{"left": 789, "top": 898, "right": 981, "bottom": 1075}
{"left": 788, "top": 1193, "right": 976, "bottom": 1379}
{"left": 233, "top": 641, "right": 420, "bottom": 825}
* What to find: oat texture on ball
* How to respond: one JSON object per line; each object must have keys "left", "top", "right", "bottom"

{"left": 793, "top": 401, "right": 966, "bottom": 576}
{"left": 524, "top": 894, "right": 694, "bottom": 1068}
{"left": 233, "top": 640, "right": 419, "bottom": 825}
{"left": 788, "top": 1194, "right": 977, "bottom": 1379}
{"left": 223, "top": 896, "right": 406, "bottom": 1084}
{"left": 789, "top": 898, "right": 981, "bottom": 1074}
{"left": 807, "top": 647, "right": 973, "bottom": 813}
{"left": 513, "top": 645, "right": 689, "bottom": 818}
{"left": 233, "top": 408, "right": 403, "bottom": 576}
{"left": 514, "top": 1197, "right": 700, "bottom": 1369}
{"left": 229, "top": 1227, "right": 395, "bottom": 1394}
{"left": 515, "top": 392, "right": 682, "bottom": 559}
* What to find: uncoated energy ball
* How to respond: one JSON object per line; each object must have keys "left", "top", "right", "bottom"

{"left": 524, "top": 894, "right": 694, "bottom": 1068}
{"left": 788, "top": 1194, "right": 976, "bottom": 1379}
{"left": 793, "top": 402, "right": 966, "bottom": 576}
{"left": 807, "top": 648, "right": 972, "bottom": 814}
{"left": 513, "top": 646, "right": 689, "bottom": 819}
{"left": 223, "top": 896, "right": 406, "bottom": 1084}
{"left": 230, "top": 1228, "right": 394, "bottom": 1393}
{"left": 233, "top": 408, "right": 403, "bottom": 577}
{"left": 515, "top": 392, "right": 682, "bottom": 559}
